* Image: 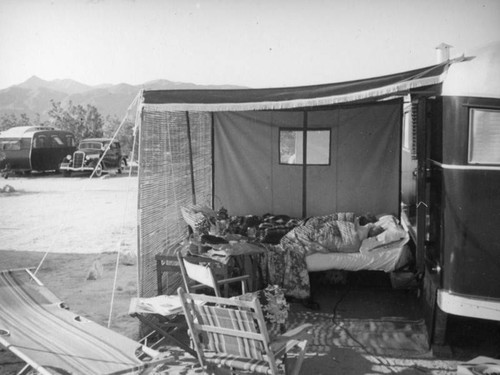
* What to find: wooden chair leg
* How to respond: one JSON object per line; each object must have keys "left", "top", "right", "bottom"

{"left": 290, "top": 340, "right": 308, "bottom": 375}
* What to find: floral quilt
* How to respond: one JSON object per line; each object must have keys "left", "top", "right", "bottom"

{"left": 258, "top": 212, "right": 358, "bottom": 299}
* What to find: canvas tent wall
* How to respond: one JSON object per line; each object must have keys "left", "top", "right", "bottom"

{"left": 137, "top": 62, "right": 454, "bottom": 299}
{"left": 213, "top": 103, "right": 401, "bottom": 217}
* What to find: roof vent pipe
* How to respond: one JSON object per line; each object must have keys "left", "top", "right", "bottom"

{"left": 436, "top": 43, "right": 453, "bottom": 63}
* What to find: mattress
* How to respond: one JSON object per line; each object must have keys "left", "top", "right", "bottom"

{"left": 305, "top": 235, "right": 411, "bottom": 272}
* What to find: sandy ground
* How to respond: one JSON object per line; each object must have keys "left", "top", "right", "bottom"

{"left": 0, "top": 173, "right": 487, "bottom": 374}
{"left": 0, "top": 172, "right": 137, "bottom": 254}
{"left": 0, "top": 172, "right": 140, "bottom": 333}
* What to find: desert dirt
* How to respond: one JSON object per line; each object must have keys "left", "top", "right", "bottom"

{"left": 0, "top": 172, "right": 138, "bottom": 255}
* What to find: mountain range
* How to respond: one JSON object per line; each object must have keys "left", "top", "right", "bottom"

{"left": 0, "top": 76, "right": 244, "bottom": 121}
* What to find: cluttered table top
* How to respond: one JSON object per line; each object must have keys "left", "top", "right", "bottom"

{"left": 186, "top": 233, "right": 266, "bottom": 264}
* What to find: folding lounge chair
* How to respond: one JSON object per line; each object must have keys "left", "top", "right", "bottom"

{"left": 178, "top": 287, "right": 312, "bottom": 375}
{"left": 0, "top": 268, "right": 170, "bottom": 375}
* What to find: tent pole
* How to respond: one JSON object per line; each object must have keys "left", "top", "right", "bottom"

{"left": 186, "top": 112, "right": 196, "bottom": 204}
{"left": 137, "top": 107, "right": 144, "bottom": 299}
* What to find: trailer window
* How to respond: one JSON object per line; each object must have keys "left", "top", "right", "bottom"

{"left": 279, "top": 129, "right": 331, "bottom": 165}
{"left": 51, "top": 135, "right": 65, "bottom": 147}
{"left": 0, "top": 140, "right": 21, "bottom": 150}
{"left": 402, "top": 103, "right": 418, "bottom": 160}
{"left": 469, "top": 108, "right": 500, "bottom": 164}
{"left": 33, "top": 136, "right": 47, "bottom": 149}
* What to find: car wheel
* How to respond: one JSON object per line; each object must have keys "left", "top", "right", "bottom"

{"left": 118, "top": 159, "right": 126, "bottom": 174}
{"left": 94, "top": 163, "right": 103, "bottom": 177}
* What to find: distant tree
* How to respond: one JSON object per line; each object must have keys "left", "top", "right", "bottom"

{"left": 81, "top": 104, "right": 104, "bottom": 139}
{"left": 48, "top": 100, "right": 103, "bottom": 142}
{"left": 19, "top": 114, "right": 31, "bottom": 127}
{"left": 32, "top": 113, "right": 51, "bottom": 127}
{"left": 102, "top": 115, "right": 120, "bottom": 138}
{"left": 0, "top": 114, "right": 19, "bottom": 132}
{"left": 0, "top": 113, "right": 49, "bottom": 132}
{"left": 48, "top": 100, "right": 80, "bottom": 137}
{"left": 103, "top": 115, "right": 137, "bottom": 158}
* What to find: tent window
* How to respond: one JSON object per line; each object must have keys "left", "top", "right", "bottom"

{"left": 279, "top": 129, "right": 331, "bottom": 165}
{"left": 468, "top": 108, "right": 500, "bottom": 165}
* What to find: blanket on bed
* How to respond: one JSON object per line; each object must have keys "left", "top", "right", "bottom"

{"left": 283, "top": 212, "right": 360, "bottom": 255}
{"left": 257, "top": 213, "right": 408, "bottom": 299}
{"left": 258, "top": 212, "right": 360, "bottom": 299}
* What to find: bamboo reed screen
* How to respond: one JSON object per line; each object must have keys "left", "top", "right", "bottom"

{"left": 138, "top": 109, "right": 212, "bottom": 298}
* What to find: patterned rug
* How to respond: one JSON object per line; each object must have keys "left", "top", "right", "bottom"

{"left": 150, "top": 310, "right": 432, "bottom": 374}
{"left": 284, "top": 310, "right": 430, "bottom": 357}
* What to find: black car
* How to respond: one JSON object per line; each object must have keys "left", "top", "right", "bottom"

{"left": 60, "top": 138, "right": 127, "bottom": 177}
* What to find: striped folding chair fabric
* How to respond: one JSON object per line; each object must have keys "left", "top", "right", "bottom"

{"left": 0, "top": 268, "right": 170, "bottom": 375}
{"left": 178, "top": 287, "right": 311, "bottom": 375}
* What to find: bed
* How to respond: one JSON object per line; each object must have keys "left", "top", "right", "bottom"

{"left": 181, "top": 207, "right": 412, "bottom": 300}
{"left": 304, "top": 215, "right": 411, "bottom": 273}
{"left": 306, "top": 237, "right": 410, "bottom": 273}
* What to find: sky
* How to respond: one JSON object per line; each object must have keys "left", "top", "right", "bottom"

{"left": 1, "top": 0, "right": 499, "bottom": 90}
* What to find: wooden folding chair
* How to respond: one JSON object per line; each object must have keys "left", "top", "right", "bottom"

{"left": 177, "top": 252, "right": 250, "bottom": 297}
{"left": 178, "top": 287, "right": 312, "bottom": 375}
{"left": 0, "top": 268, "right": 170, "bottom": 375}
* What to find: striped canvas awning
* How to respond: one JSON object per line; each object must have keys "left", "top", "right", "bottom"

{"left": 140, "top": 60, "right": 462, "bottom": 112}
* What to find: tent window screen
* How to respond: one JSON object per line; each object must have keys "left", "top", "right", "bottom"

{"left": 468, "top": 108, "right": 500, "bottom": 164}
{"left": 279, "top": 129, "right": 331, "bottom": 165}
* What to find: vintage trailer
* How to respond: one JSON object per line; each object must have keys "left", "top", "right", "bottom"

{"left": 0, "top": 126, "right": 76, "bottom": 174}
{"left": 401, "top": 41, "right": 500, "bottom": 343}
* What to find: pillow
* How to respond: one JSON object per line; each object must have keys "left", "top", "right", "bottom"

{"left": 359, "top": 237, "right": 382, "bottom": 253}
{"left": 375, "top": 216, "right": 406, "bottom": 243}
{"left": 359, "top": 215, "right": 406, "bottom": 252}
{"left": 376, "top": 227, "right": 406, "bottom": 243}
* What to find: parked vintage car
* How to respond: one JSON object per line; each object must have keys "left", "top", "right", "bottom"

{"left": 60, "top": 138, "right": 127, "bottom": 177}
